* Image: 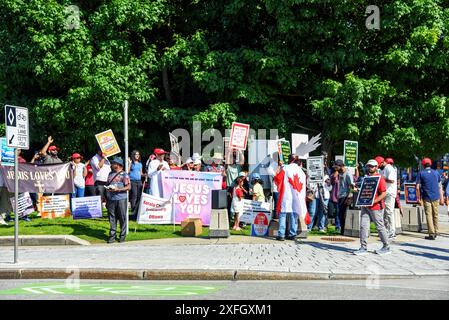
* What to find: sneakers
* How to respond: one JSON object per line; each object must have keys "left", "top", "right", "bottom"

{"left": 376, "top": 246, "right": 391, "bottom": 255}
{"left": 276, "top": 236, "right": 285, "bottom": 241}
{"left": 286, "top": 235, "right": 296, "bottom": 241}
{"left": 353, "top": 248, "right": 369, "bottom": 256}
{"left": 425, "top": 235, "right": 436, "bottom": 240}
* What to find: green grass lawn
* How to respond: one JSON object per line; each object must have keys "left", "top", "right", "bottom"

{"left": 0, "top": 212, "right": 372, "bottom": 243}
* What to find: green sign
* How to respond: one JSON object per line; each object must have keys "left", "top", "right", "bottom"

{"left": 0, "top": 283, "right": 224, "bottom": 296}
{"left": 278, "top": 140, "right": 291, "bottom": 163}
{"left": 344, "top": 140, "right": 358, "bottom": 168}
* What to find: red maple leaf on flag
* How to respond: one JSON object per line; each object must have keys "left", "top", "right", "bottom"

{"left": 288, "top": 174, "right": 303, "bottom": 193}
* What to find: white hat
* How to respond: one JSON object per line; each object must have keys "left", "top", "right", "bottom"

{"left": 185, "top": 157, "right": 193, "bottom": 164}
{"left": 212, "top": 152, "right": 223, "bottom": 160}
{"left": 194, "top": 159, "right": 202, "bottom": 166}
{"left": 324, "top": 175, "right": 330, "bottom": 181}
{"left": 367, "top": 159, "right": 378, "bottom": 167}
{"left": 192, "top": 153, "right": 202, "bottom": 161}
{"left": 238, "top": 171, "right": 246, "bottom": 178}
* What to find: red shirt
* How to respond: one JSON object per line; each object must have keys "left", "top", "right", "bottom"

{"left": 235, "top": 187, "right": 244, "bottom": 198}
{"left": 85, "top": 164, "right": 94, "bottom": 186}
{"left": 370, "top": 173, "right": 387, "bottom": 211}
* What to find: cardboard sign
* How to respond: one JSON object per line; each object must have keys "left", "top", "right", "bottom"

{"left": 95, "top": 129, "right": 121, "bottom": 157}
{"left": 229, "top": 122, "right": 250, "bottom": 150}
{"left": 404, "top": 183, "right": 420, "bottom": 204}
{"left": 344, "top": 140, "right": 358, "bottom": 175}
{"left": 355, "top": 176, "right": 380, "bottom": 207}
{"left": 38, "top": 195, "right": 71, "bottom": 219}
{"left": 9, "top": 192, "right": 34, "bottom": 217}
{"left": 277, "top": 140, "right": 291, "bottom": 164}
{"left": 71, "top": 196, "right": 102, "bottom": 219}
{"left": 251, "top": 212, "right": 270, "bottom": 237}
{"left": 137, "top": 193, "right": 173, "bottom": 224}
{"left": 0, "top": 137, "right": 15, "bottom": 166}
{"left": 307, "top": 156, "right": 324, "bottom": 183}
{"left": 240, "top": 199, "right": 271, "bottom": 224}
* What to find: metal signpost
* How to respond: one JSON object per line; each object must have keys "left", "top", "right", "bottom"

{"left": 124, "top": 100, "right": 129, "bottom": 234}
{"left": 4, "top": 105, "right": 29, "bottom": 264}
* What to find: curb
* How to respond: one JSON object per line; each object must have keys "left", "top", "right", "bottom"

{"left": 0, "top": 236, "right": 90, "bottom": 246}
{"left": 0, "top": 268, "right": 448, "bottom": 281}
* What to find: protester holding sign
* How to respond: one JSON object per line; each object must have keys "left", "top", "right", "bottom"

{"left": 40, "top": 136, "right": 62, "bottom": 164}
{"left": 91, "top": 148, "right": 111, "bottom": 206}
{"left": 416, "top": 158, "right": 443, "bottom": 240}
{"left": 147, "top": 148, "right": 170, "bottom": 198}
{"left": 71, "top": 153, "right": 87, "bottom": 198}
{"left": 128, "top": 150, "right": 144, "bottom": 220}
{"left": 226, "top": 149, "right": 245, "bottom": 222}
{"left": 106, "top": 157, "right": 130, "bottom": 243}
{"left": 353, "top": 159, "right": 390, "bottom": 256}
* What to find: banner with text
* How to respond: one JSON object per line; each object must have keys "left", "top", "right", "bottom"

{"left": 38, "top": 194, "right": 71, "bottom": 219}
{"left": 277, "top": 139, "right": 291, "bottom": 164}
{"left": 355, "top": 176, "right": 380, "bottom": 207}
{"left": 10, "top": 192, "right": 34, "bottom": 217}
{"left": 72, "top": 196, "right": 102, "bottom": 219}
{"left": 240, "top": 199, "right": 272, "bottom": 224}
{"left": 137, "top": 193, "right": 173, "bottom": 224}
{"left": 229, "top": 122, "right": 250, "bottom": 150}
{"left": 0, "top": 137, "right": 15, "bottom": 166}
{"left": 307, "top": 156, "right": 325, "bottom": 184}
{"left": 344, "top": 140, "right": 358, "bottom": 175}
{"left": 95, "top": 129, "right": 121, "bottom": 158}
{"left": 0, "top": 163, "right": 74, "bottom": 193}
{"left": 161, "top": 171, "right": 222, "bottom": 226}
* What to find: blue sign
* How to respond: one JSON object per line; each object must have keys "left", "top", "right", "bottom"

{"left": 405, "top": 183, "right": 419, "bottom": 204}
{"left": 355, "top": 176, "right": 381, "bottom": 207}
{"left": 71, "top": 196, "right": 103, "bottom": 219}
{"left": 0, "top": 137, "right": 15, "bottom": 166}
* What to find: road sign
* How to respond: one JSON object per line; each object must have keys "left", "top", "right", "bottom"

{"left": 4, "top": 105, "right": 29, "bottom": 149}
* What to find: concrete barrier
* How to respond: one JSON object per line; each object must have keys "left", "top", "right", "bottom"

{"left": 401, "top": 206, "right": 427, "bottom": 232}
{"left": 394, "top": 208, "right": 403, "bottom": 235}
{"left": 209, "top": 209, "right": 230, "bottom": 238}
{"left": 343, "top": 209, "right": 360, "bottom": 237}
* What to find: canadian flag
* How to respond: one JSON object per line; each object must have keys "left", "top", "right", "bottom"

{"left": 274, "top": 163, "right": 310, "bottom": 225}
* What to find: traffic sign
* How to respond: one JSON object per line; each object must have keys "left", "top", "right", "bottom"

{"left": 4, "top": 105, "right": 29, "bottom": 149}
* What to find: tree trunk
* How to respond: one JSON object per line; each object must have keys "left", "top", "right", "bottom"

{"left": 162, "top": 66, "right": 173, "bottom": 104}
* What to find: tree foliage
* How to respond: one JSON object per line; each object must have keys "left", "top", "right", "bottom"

{"left": 0, "top": 0, "right": 448, "bottom": 165}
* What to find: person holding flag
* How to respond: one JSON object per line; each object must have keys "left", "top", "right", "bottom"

{"left": 274, "top": 154, "right": 310, "bottom": 241}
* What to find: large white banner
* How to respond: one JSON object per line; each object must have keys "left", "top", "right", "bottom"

{"left": 240, "top": 199, "right": 271, "bottom": 224}
{"left": 137, "top": 193, "right": 173, "bottom": 224}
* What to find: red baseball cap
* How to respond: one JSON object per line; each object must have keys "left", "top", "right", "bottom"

{"left": 422, "top": 158, "right": 432, "bottom": 166}
{"left": 385, "top": 158, "right": 394, "bottom": 165}
{"left": 374, "top": 156, "right": 385, "bottom": 166}
{"left": 71, "top": 153, "right": 82, "bottom": 159}
{"left": 48, "top": 146, "right": 59, "bottom": 151}
{"left": 153, "top": 148, "right": 168, "bottom": 155}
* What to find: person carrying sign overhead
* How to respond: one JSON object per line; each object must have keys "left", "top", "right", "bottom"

{"left": 353, "top": 159, "right": 390, "bottom": 256}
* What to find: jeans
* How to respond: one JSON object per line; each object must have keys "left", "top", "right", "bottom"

{"left": 73, "top": 186, "right": 85, "bottom": 198}
{"left": 329, "top": 200, "right": 341, "bottom": 229}
{"left": 338, "top": 197, "right": 350, "bottom": 235}
{"left": 316, "top": 199, "right": 329, "bottom": 230}
{"left": 307, "top": 199, "right": 317, "bottom": 231}
{"left": 272, "top": 192, "right": 279, "bottom": 219}
{"left": 130, "top": 180, "right": 143, "bottom": 217}
{"left": 278, "top": 212, "right": 298, "bottom": 238}
{"left": 360, "top": 207, "right": 389, "bottom": 249}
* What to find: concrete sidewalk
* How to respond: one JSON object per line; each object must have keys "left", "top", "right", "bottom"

{"left": 0, "top": 232, "right": 448, "bottom": 280}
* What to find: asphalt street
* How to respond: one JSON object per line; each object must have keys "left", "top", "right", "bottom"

{"left": 0, "top": 278, "right": 448, "bottom": 300}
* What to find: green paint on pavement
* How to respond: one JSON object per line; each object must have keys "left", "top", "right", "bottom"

{"left": 0, "top": 283, "right": 225, "bottom": 296}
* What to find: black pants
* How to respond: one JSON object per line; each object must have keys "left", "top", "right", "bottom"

{"left": 95, "top": 181, "right": 107, "bottom": 203}
{"left": 338, "top": 197, "right": 349, "bottom": 235}
{"left": 84, "top": 185, "right": 96, "bottom": 197}
{"left": 107, "top": 199, "right": 127, "bottom": 241}
{"left": 130, "top": 180, "right": 143, "bottom": 217}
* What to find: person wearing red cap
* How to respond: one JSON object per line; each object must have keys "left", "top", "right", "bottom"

{"left": 379, "top": 156, "right": 398, "bottom": 239}
{"left": 147, "top": 148, "right": 170, "bottom": 198}
{"left": 416, "top": 158, "right": 443, "bottom": 240}
{"left": 39, "top": 136, "right": 62, "bottom": 164}
{"left": 71, "top": 153, "right": 87, "bottom": 198}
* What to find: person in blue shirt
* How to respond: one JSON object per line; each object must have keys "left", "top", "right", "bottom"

{"left": 416, "top": 158, "right": 443, "bottom": 240}
{"left": 128, "top": 150, "right": 144, "bottom": 221}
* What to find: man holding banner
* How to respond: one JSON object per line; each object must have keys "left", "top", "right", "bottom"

{"left": 354, "top": 159, "right": 390, "bottom": 256}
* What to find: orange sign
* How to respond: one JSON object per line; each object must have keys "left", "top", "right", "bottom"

{"left": 95, "top": 129, "right": 121, "bottom": 157}
{"left": 38, "top": 195, "right": 71, "bottom": 219}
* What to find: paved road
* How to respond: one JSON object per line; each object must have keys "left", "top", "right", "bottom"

{"left": 0, "top": 278, "right": 448, "bottom": 300}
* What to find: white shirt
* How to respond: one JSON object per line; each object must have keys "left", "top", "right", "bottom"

{"left": 147, "top": 159, "right": 170, "bottom": 198}
{"left": 381, "top": 164, "right": 397, "bottom": 196}
{"left": 90, "top": 154, "right": 111, "bottom": 183}
{"left": 73, "top": 163, "right": 86, "bottom": 188}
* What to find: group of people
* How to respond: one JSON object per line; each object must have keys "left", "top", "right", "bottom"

{"left": 0, "top": 135, "right": 445, "bottom": 252}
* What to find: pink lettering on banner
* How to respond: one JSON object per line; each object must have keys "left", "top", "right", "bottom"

{"left": 161, "top": 171, "right": 222, "bottom": 226}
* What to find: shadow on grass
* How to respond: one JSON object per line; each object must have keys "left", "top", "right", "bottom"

{"left": 24, "top": 223, "right": 108, "bottom": 241}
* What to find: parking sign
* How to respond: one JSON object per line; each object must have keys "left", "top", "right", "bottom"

{"left": 4, "top": 105, "right": 29, "bottom": 149}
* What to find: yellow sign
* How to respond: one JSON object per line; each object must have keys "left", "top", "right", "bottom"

{"left": 95, "top": 129, "right": 121, "bottom": 157}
